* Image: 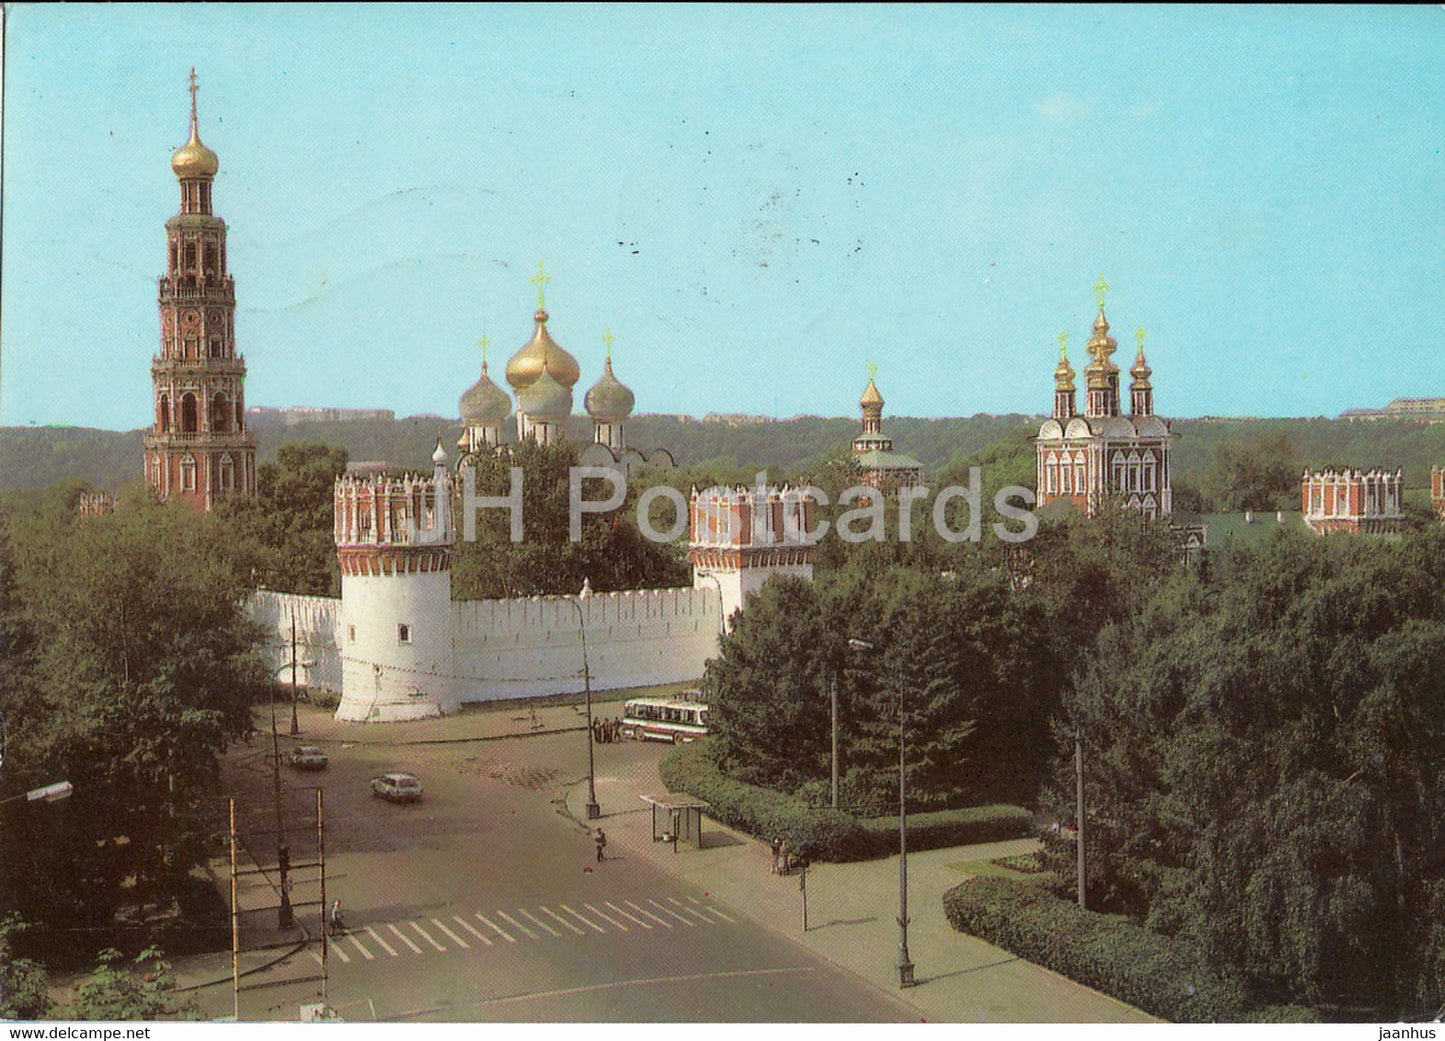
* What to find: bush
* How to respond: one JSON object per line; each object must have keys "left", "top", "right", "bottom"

{"left": 660, "top": 741, "right": 1031, "bottom": 862}
{"left": 942, "top": 876, "right": 1320, "bottom": 1023}
{"left": 858, "top": 805, "right": 1033, "bottom": 853}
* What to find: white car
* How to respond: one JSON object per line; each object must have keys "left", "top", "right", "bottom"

{"left": 288, "top": 746, "right": 328, "bottom": 771}
{"left": 371, "top": 773, "right": 423, "bottom": 803}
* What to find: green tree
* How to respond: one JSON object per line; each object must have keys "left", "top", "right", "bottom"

{"left": 67, "top": 947, "right": 200, "bottom": 1021}
{"left": 0, "top": 917, "right": 52, "bottom": 1020}
{"left": 1, "top": 493, "right": 267, "bottom": 951}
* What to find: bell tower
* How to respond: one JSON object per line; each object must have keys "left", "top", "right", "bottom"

{"left": 142, "top": 68, "right": 256, "bottom": 509}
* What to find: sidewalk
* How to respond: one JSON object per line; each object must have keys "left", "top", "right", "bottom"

{"left": 568, "top": 749, "right": 1158, "bottom": 1024}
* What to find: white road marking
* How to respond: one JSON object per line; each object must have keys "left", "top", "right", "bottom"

{"left": 388, "top": 923, "right": 423, "bottom": 953}
{"left": 453, "top": 915, "right": 493, "bottom": 945}
{"left": 330, "top": 942, "right": 352, "bottom": 963}
{"left": 498, "top": 910, "right": 539, "bottom": 940}
{"left": 668, "top": 897, "right": 716, "bottom": 924}
{"left": 365, "top": 926, "right": 399, "bottom": 956}
{"left": 625, "top": 900, "right": 672, "bottom": 928}
{"left": 704, "top": 905, "right": 736, "bottom": 923}
{"left": 518, "top": 907, "right": 561, "bottom": 938}
{"left": 540, "top": 905, "right": 586, "bottom": 935}
{"left": 410, "top": 921, "right": 447, "bottom": 951}
{"left": 477, "top": 912, "right": 517, "bottom": 943}
{"left": 431, "top": 917, "right": 469, "bottom": 949}
{"left": 310, "top": 951, "right": 322, "bottom": 966}
{"left": 584, "top": 902, "right": 628, "bottom": 931}
{"left": 649, "top": 899, "right": 694, "bottom": 926}
{"left": 606, "top": 901, "right": 652, "bottom": 929}
{"left": 347, "top": 933, "right": 376, "bottom": 960}
{"left": 561, "top": 904, "right": 606, "bottom": 933}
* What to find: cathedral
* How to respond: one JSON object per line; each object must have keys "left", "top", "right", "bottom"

{"left": 1034, "top": 278, "right": 1175, "bottom": 519}
{"left": 142, "top": 71, "right": 256, "bottom": 509}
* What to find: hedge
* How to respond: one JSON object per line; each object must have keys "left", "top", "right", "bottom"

{"left": 942, "top": 875, "right": 1320, "bottom": 1023}
{"left": 659, "top": 741, "right": 1031, "bottom": 862}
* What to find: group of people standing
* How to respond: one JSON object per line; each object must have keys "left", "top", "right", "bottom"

{"left": 592, "top": 716, "right": 625, "bottom": 743}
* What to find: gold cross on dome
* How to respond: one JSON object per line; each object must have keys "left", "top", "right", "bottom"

{"left": 476, "top": 334, "right": 490, "bottom": 363}
{"left": 867, "top": 360, "right": 878, "bottom": 381}
{"left": 1057, "top": 330, "right": 1069, "bottom": 356}
{"left": 602, "top": 327, "right": 615, "bottom": 360}
{"left": 1136, "top": 326, "right": 1147, "bottom": 351}
{"left": 531, "top": 262, "right": 552, "bottom": 308}
{"left": 1093, "top": 274, "right": 1109, "bottom": 309}
{"left": 187, "top": 67, "right": 200, "bottom": 121}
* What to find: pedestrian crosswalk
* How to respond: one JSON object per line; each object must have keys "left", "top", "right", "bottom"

{"left": 311, "top": 894, "right": 736, "bottom": 966}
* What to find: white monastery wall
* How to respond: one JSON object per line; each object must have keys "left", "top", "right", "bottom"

{"left": 246, "top": 590, "right": 344, "bottom": 694}
{"left": 336, "top": 570, "right": 455, "bottom": 722}
{"left": 450, "top": 587, "right": 721, "bottom": 702}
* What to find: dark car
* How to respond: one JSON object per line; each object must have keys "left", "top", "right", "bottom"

{"left": 371, "top": 772, "right": 423, "bottom": 803}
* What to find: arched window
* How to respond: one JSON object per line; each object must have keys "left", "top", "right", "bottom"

{"left": 180, "top": 454, "right": 197, "bottom": 492}
{"left": 185, "top": 242, "right": 197, "bottom": 274}
{"left": 211, "top": 392, "right": 231, "bottom": 432}
{"left": 219, "top": 454, "right": 234, "bottom": 491}
{"left": 158, "top": 393, "right": 170, "bottom": 433}
{"left": 180, "top": 392, "right": 198, "bottom": 433}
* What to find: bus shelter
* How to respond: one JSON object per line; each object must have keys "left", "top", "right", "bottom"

{"left": 640, "top": 794, "right": 709, "bottom": 852}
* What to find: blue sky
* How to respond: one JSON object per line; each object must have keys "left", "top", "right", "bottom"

{"left": 3, "top": 4, "right": 1443, "bottom": 430}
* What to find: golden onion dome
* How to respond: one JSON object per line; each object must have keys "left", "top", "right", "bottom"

{"left": 1130, "top": 347, "right": 1152, "bottom": 382}
{"left": 505, "top": 309, "right": 580, "bottom": 391}
{"left": 172, "top": 119, "right": 219, "bottom": 179}
{"left": 518, "top": 361, "right": 573, "bottom": 421}
{"left": 1055, "top": 352, "right": 1076, "bottom": 390}
{"left": 860, "top": 377, "right": 884, "bottom": 411}
{"left": 584, "top": 357, "right": 636, "bottom": 421}
{"left": 459, "top": 360, "right": 512, "bottom": 425}
{"left": 1085, "top": 307, "right": 1118, "bottom": 371}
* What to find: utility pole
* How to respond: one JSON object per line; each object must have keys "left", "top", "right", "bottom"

{"left": 317, "top": 787, "right": 328, "bottom": 1010}
{"left": 1076, "top": 731, "right": 1086, "bottom": 910}
{"left": 830, "top": 668, "right": 839, "bottom": 810}
{"left": 229, "top": 798, "right": 240, "bottom": 1021}
{"left": 269, "top": 690, "right": 294, "bottom": 929}
{"left": 895, "top": 660, "right": 914, "bottom": 988}
{"left": 289, "top": 603, "right": 300, "bottom": 736}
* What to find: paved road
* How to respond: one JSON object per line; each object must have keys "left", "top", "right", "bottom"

{"left": 200, "top": 710, "right": 913, "bottom": 1022}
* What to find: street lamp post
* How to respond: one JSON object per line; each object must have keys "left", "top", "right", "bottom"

{"left": 848, "top": 638, "right": 915, "bottom": 988}
{"left": 289, "top": 604, "right": 300, "bottom": 736}
{"left": 269, "top": 683, "right": 294, "bottom": 930}
{"left": 569, "top": 585, "right": 600, "bottom": 820}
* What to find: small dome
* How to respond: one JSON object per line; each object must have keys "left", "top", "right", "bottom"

{"left": 518, "top": 361, "right": 573, "bottom": 421}
{"left": 860, "top": 378, "right": 884, "bottom": 411}
{"left": 505, "top": 309, "right": 580, "bottom": 391}
{"left": 1130, "top": 348, "right": 1152, "bottom": 382}
{"left": 459, "top": 360, "right": 511, "bottom": 425}
{"left": 585, "top": 357, "right": 635, "bottom": 421}
{"left": 432, "top": 437, "right": 448, "bottom": 466}
{"left": 172, "top": 122, "right": 218, "bottom": 179}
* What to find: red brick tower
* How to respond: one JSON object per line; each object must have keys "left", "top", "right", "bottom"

{"left": 142, "top": 69, "right": 256, "bottom": 509}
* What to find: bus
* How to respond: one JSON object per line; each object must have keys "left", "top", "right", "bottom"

{"left": 621, "top": 697, "right": 710, "bottom": 744}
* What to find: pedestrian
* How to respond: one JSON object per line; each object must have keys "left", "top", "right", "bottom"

{"left": 770, "top": 837, "right": 782, "bottom": 875}
{"left": 594, "top": 827, "right": 607, "bottom": 863}
{"left": 329, "top": 899, "right": 343, "bottom": 936}
{"left": 592, "top": 717, "right": 602, "bottom": 744}
{"left": 612, "top": 717, "right": 622, "bottom": 742}
{"left": 778, "top": 839, "right": 789, "bottom": 875}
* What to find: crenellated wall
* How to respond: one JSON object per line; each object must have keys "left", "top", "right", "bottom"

{"left": 451, "top": 587, "right": 721, "bottom": 702}
{"left": 248, "top": 590, "right": 344, "bottom": 694}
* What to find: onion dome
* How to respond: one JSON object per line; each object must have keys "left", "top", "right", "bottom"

{"left": 432, "top": 437, "right": 448, "bottom": 466}
{"left": 585, "top": 357, "right": 636, "bottom": 421}
{"left": 1054, "top": 338, "right": 1076, "bottom": 391}
{"left": 172, "top": 71, "right": 218, "bottom": 179}
{"left": 860, "top": 377, "right": 884, "bottom": 411}
{"left": 459, "top": 360, "right": 511, "bottom": 424}
{"left": 1084, "top": 307, "right": 1119, "bottom": 385}
{"left": 505, "top": 309, "right": 580, "bottom": 392}
{"left": 518, "top": 360, "right": 573, "bottom": 421}
{"left": 1130, "top": 326, "right": 1152, "bottom": 385}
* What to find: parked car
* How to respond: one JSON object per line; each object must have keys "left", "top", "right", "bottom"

{"left": 371, "top": 772, "right": 423, "bottom": 803}
{"left": 288, "top": 745, "right": 329, "bottom": 770}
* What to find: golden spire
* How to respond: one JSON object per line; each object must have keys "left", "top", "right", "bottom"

{"left": 860, "top": 362, "right": 884, "bottom": 410}
{"left": 1055, "top": 330, "right": 1076, "bottom": 389}
{"left": 1131, "top": 325, "right": 1152, "bottom": 381}
{"left": 1093, "top": 273, "right": 1110, "bottom": 310}
{"left": 602, "top": 327, "right": 615, "bottom": 362}
{"left": 531, "top": 262, "right": 552, "bottom": 310}
{"left": 188, "top": 67, "right": 199, "bottom": 133}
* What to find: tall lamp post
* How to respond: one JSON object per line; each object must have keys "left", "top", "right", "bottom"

{"left": 569, "top": 582, "right": 600, "bottom": 820}
{"left": 848, "top": 638, "right": 915, "bottom": 988}
{"left": 269, "top": 681, "right": 294, "bottom": 929}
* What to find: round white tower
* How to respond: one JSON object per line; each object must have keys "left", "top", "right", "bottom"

{"left": 333, "top": 440, "right": 456, "bottom": 721}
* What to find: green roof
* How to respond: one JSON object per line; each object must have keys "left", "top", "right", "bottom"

{"left": 856, "top": 449, "right": 923, "bottom": 471}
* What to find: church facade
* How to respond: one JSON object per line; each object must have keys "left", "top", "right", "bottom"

{"left": 142, "top": 71, "right": 256, "bottom": 509}
{"left": 1035, "top": 280, "right": 1175, "bottom": 520}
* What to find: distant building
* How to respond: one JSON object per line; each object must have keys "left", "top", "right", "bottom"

{"left": 1432, "top": 466, "right": 1445, "bottom": 519}
{"left": 246, "top": 406, "right": 396, "bottom": 427}
{"left": 1034, "top": 279, "right": 1175, "bottom": 519}
{"left": 142, "top": 71, "right": 256, "bottom": 510}
{"left": 1340, "top": 398, "right": 1445, "bottom": 423}
{"left": 1302, "top": 468, "right": 1403, "bottom": 534}
{"left": 851, "top": 367, "right": 924, "bottom": 491}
